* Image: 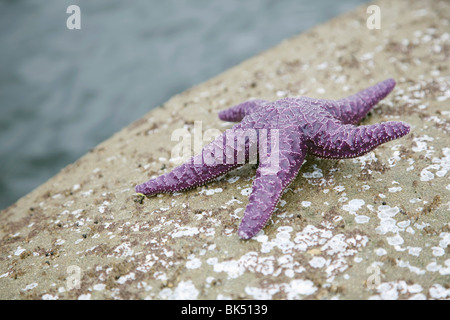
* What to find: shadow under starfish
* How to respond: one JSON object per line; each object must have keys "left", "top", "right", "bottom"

{"left": 136, "top": 78, "right": 410, "bottom": 239}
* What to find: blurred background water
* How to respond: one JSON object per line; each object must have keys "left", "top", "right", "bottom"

{"left": 0, "top": 0, "right": 369, "bottom": 210}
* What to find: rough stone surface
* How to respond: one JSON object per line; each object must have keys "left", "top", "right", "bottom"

{"left": 0, "top": 0, "right": 449, "bottom": 300}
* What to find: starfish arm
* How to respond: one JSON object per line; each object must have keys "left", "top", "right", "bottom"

{"left": 324, "top": 78, "right": 396, "bottom": 124}
{"left": 308, "top": 119, "right": 410, "bottom": 159}
{"left": 218, "top": 99, "right": 267, "bottom": 122}
{"left": 135, "top": 122, "right": 257, "bottom": 195}
{"left": 238, "top": 128, "right": 306, "bottom": 239}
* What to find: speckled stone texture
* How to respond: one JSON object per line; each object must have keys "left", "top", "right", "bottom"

{"left": 136, "top": 79, "right": 410, "bottom": 240}
{"left": 0, "top": 0, "right": 449, "bottom": 300}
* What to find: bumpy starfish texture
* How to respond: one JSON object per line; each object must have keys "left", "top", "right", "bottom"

{"left": 136, "top": 78, "right": 410, "bottom": 239}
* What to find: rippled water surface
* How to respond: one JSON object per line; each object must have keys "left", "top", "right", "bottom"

{"left": 0, "top": 0, "right": 369, "bottom": 209}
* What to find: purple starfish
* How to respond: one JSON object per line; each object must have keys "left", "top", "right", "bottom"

{"left": 136, "top": 78, "right": 410, "bottom": 239}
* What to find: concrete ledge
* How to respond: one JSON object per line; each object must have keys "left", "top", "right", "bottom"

{"left": 1, "top": 0, "right": 449, "bottom": 299}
